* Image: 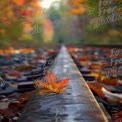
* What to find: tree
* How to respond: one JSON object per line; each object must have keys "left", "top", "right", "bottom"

{"left": 86, "top": 0, "right": 122, "bottom": 45}
{"left": 68, "top": 0, "right": 87, "bottom": 15}
{"left": 67, "top": 0, "right": 122, "bottom": 45}
{"left": 67, "top": 0, "right": 88, "bottom": 44}
{"left": 45, "top": 0, "right": 80, "bottom": 44}
{"left": 0, "top": 0, "right": 44, "bottom": 48}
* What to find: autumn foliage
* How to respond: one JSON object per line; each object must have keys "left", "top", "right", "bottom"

{"left": 68, "top": 0, "right": 87, "bottom": 15}
{"left": 0, "top": 0, "right": 43, "bottom": 48}
{"left": 13, "top": 0, "right": 26, "bottom": 6}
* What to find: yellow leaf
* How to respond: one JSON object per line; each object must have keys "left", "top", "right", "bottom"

{"left": 10, "top": 84, "right": 17, "bottom": 88}
{"left": 38, "top": 90, "right": 52, "bottom": 95}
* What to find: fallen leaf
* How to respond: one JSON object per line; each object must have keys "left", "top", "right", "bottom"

{"left": 0, "top": 109, "right": 15, "bottom": 117}
{"left": 34, "top": 72, "right": 69, "bottom": 95}
{"left": 87, "top": 82, "right": 110, "bottom": 99}
{"left": 97, "top": 77, "right": 120, "bottom": 86}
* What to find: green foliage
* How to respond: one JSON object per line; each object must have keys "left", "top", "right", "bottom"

{"left": 86, "top": 0, "right": 122, "bottom": 45}
{"left": 45, "top": 0, "right": 71, "bottom": 44}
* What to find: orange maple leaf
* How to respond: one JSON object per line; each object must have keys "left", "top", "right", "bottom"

{"left": 34, "top": 72, "right": 69, "bottom": 95}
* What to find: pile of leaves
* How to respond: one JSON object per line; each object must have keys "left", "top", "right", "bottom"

{"left": 0, "top": 91, "right": 34, "bottom": 122}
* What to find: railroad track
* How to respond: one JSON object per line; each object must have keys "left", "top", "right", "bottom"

{"left": 18, "top": 46, "right": 108, "bottom": 122}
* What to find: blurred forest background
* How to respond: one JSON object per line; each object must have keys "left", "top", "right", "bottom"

{"left": 0, "top": 0, "right": 122, "bottom": 48}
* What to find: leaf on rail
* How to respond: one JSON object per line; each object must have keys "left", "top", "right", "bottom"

{"left": 34, "top": 72, "right": 69, "bottom": 95}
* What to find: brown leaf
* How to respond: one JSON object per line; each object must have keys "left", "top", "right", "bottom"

{"left": 87, "top": 82, "right": 110, "bottom": 99}
{"left": 0, "top": 109, "right": 16, "bottom": 117}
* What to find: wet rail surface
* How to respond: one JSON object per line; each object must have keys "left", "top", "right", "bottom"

{"left": 17, "top": 46, "right": 108, "bottom": 122}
